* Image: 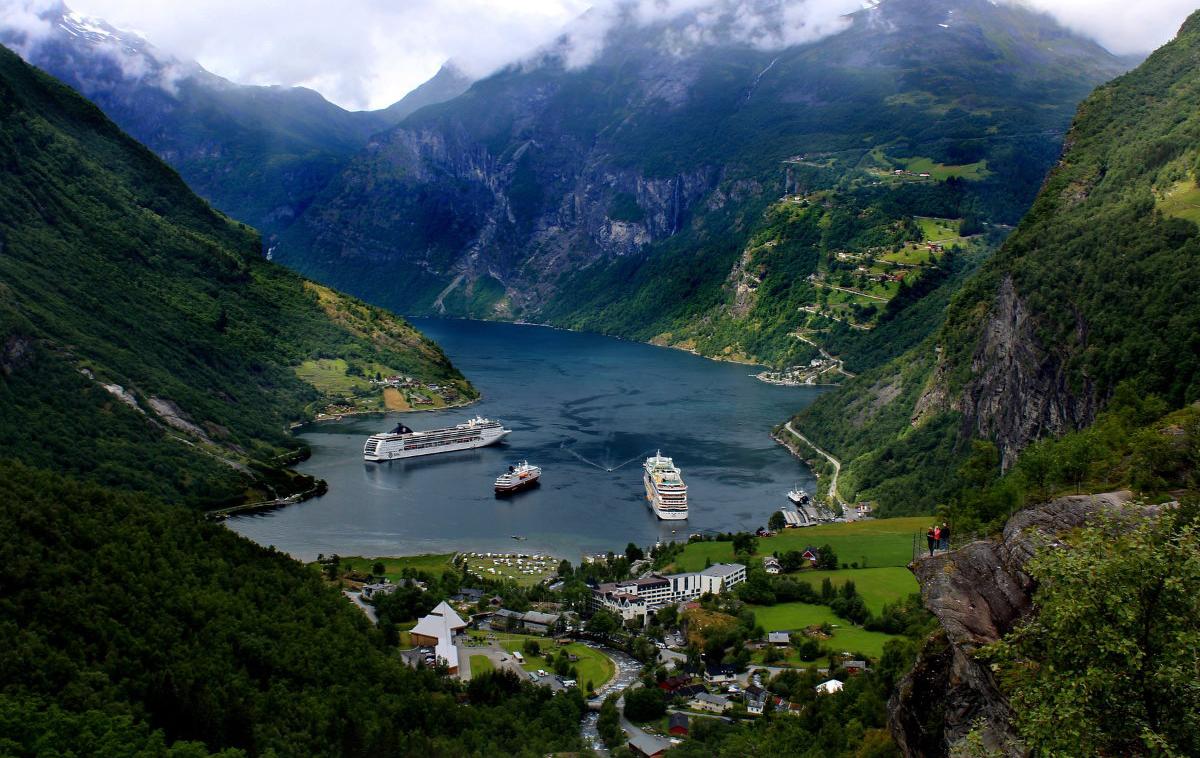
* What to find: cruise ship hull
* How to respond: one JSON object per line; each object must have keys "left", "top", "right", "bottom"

{"left": 495, "top": 476, "right": 540, "bottom": 495}
{"left": 644, "top": 476, "right": 688, "bottom": 520}
{"left": 363, "top": 424, "right": 509, "bottom": 461}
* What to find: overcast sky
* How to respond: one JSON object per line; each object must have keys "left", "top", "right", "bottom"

{"left": 53, "top": 0, "right": 1200, "bottom": 110}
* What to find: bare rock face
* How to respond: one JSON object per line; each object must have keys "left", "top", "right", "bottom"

{"left": 958, "top": 276, "right": 1097, "bottom": 468}
{"left": 889, "top": 491, "right": 1136, "bottom": 757}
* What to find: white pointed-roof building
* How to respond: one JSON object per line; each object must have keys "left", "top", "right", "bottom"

{"left": 410, "top": 601, "right": 467, "bottom": 674}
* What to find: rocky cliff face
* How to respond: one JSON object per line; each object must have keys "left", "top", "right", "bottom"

{"left": 889, "top": 491, "right": 1142, "bottom": 756}
{"left": 914, "top": 275, "right": 1100, "bottom": 468}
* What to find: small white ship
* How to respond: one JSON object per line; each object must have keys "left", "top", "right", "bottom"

{"left": 787, "top": 486, "right": 810, "bottom": 506}
{"left": 363, "top": 416, "right": 510, "bottom": 461}
{"left": 643, "top": 451, "right": 688, "bottom": 520}
{"left": 495, "top": 461, "right": 541, "bottom": 494}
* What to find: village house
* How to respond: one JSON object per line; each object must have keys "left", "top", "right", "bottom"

{"left": 690, "top": 692, "right": 733, "bottom": 713}
{"left": 703, "top": 663, "right": 738, "bottom": 684}
{"left": 744, "top": 685, "right": 769, "bottom": 715}
{"left": 673, "top": 683, "right": 708, "bottom": 699}
{"left": 816, "top": 679, "right": 844, "bottom": 695}
{"left": 490, "top": 608, "right": 562, "bottom": 636}
{"left": 767, "top": 631, "right": 791, "bottom": 646}
{"left": 801, "top": 546, "right": 821, "bottom": 564}
{"left": 762, "top": 555, "right": 781, "bottom": 575}
{"left": 629, "top": 733, "right": 672, "bottom": 757}
{"left": 843, "top": 660, "right": 869, "bottom": 676}
{"left": 668, "top": 712, "right": 690, "bottom": 736}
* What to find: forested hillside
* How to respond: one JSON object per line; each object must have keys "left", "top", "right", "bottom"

{"left": 0, "top": 463, "right": 585, "bottom": 756}
{"left": 0, "top": 43, "right": 472, "bottom": 507}
{"left": 792, "top": 10, "right": 1200, "bottom": 518}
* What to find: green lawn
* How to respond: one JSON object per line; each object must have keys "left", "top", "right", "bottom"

{"left": 902, "top": 157, "right": 991, "bottom": 181}
{"left": 915, "top": 216, "right": 961, "bottom": 240}
{"left": 333, "top": 553, "right": 455, "bottom": 581}
{"left": 469, "top": 654, "right": 494, "bottom": 676}
{"left": 787, "top": 567, "right": 918, "bottom": 615}
{"left": 495, "top": 636, "right": 616, "bottom": 691}
{"left": 463, "top": 554, "right": 557, "bottom": 587}
{"left": 672, "top": 516, "right": 928, "bottom": 571}
{"left": 880, "top": 244, "right": 938, "bottom": 266}
{"left": 294, "top": 358, "right": 372, "bottom": 395}
{"left": 746, "top": 602, "right": 901, "bottom": 659}
{"left": 1158, "top": 179, "right": 1200, "bottom": 223}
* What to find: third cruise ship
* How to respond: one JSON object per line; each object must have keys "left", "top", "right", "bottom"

{"left": 643, "top": 451, "right": 688, "bottom": 520}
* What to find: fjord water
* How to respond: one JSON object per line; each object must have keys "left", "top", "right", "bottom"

{"left": 229, "top": 319, "right": 825, "bottom": 561}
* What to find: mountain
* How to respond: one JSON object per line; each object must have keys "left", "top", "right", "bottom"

{"left": 0, "top": 3, "right": 465, "bottom": 239}
{"left": 380, "top": 61, "right": 473, "bottom": 122}
{"left": 276, "top": 0, "right": 1129, "bottom": 360}
{"left": 791, "top": 9, "right": 1200, "bottom": 515}
{"left": 0, "top": 41, "right": 472, "bottom": 507}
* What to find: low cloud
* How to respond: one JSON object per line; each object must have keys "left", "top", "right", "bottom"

{"left": 6, "top": 0, "right": 1195, "bottom": 110}
{"left": 1015, "top": 0, "right": 1197, "bottom": 56}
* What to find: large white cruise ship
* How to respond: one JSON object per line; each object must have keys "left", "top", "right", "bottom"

{"left": 363, "top": 416, "right": 511, "bottom": 461}
{"left": 643, "top": 451, "right": 688, "bottom": 520}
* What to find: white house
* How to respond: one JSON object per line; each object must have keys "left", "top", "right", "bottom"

{"left": 816, "top": 679, "right": 844, "bottom": 695}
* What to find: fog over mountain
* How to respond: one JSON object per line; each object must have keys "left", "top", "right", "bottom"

{"left": 5, "top": 0, "right": 1191, "bottom": 109}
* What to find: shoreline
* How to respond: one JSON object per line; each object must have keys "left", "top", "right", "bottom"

{"left": 412, "top": 314, "right": 773, "bottom": 371}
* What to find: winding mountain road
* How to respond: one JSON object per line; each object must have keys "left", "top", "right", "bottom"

{"left": 784, "top": 421, "right": 847, "bottom": 511}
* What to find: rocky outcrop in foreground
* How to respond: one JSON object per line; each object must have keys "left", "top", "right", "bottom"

{"left": 889, "top": 491, "right": 1141, "bottom": 757}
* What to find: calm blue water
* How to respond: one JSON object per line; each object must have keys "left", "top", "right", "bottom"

{"left": 228, "top": 319, "right": 826, "bottom": 561}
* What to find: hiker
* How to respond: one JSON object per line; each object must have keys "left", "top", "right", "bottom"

{"left": 940, "top": 522, "right": 950, "bottom": 551}
{"left": 932, "top": 525, "right": 942, "bottom": 553}
{"left": 926, "top": 526, "right": 936, "bottom": 557}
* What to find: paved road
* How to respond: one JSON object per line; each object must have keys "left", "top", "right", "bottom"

{"left": 342, "top": 590, "right": 378, "bottom": 624}
{"left": 784, "top": 421, "right": 847, "bottom": 511}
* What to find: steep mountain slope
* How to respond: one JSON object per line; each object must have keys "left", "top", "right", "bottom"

{"left": 380, "top": 62, "right": 472, "bottom": 122}
{"left": 278, "top": 0, "right": 1127, "bottom": 355}
{"left": 0, "top": 3, "right": 469, "bottom": 238}
{"left": 0, "top": 42, "right": 471, "bottom": 507}
{"left": 793, "top": 10, "right": 1200, "bottom": 514}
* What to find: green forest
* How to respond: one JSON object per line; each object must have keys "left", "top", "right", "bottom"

{"left": 0, "top": 44, "right": 472, "bottom": 508}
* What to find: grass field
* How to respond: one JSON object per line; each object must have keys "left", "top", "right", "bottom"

{"left": 295, "top": 358, "right": 374, "bottom": 395}
{"left": 880, "top": 245, "right": 939, "bottom": 266}
{"left": 902, "top": 157, "right": 991, "bottom": 181}
{"left": 672, "top": 516, "right": 928, "bottom": 572}
{"left": 463, "top": 552, "right": 557, "bottom": 587}
{"left": 333, "top": 553, "right": 455, "bottom": 581}
{"left": 1158, "top": 179, "right": 1200, "bottom": 223}
{"left": 916, "top": 216, "right": 962, "bottom": 241}
{"left": 469, "top": 654, "right": 494, "bottom": 676}
{"left": 494, "top": 636, "right": 616, "bottom": 690}
{"left": 791, "top": 567, "right": 918, "bottom": 615}
{"left": 746, "top": 602, "right": 901, "bottom": 659}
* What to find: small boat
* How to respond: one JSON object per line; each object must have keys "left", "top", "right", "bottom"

{"left": 787, "top": 486, "right": 810, "bottom": 505}
{"left": 495, "top": 461, "right": 541, "bottom": 494}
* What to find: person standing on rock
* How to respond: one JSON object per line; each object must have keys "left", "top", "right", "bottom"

{"left": 932, "top": 525, "right": 941, "bottom": 554}
{"left": 940, "top": 522, "right": 951, "bottom": 552}
{"left": 926, "top": 526, "right": 936, "bottom": 557}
